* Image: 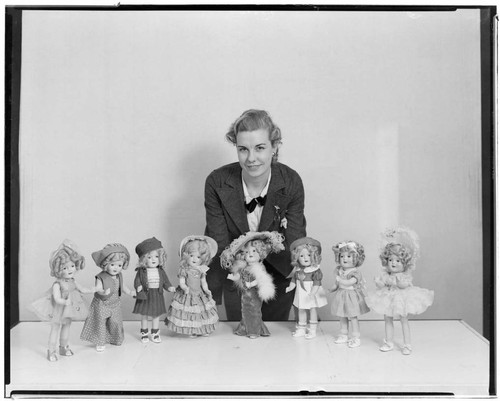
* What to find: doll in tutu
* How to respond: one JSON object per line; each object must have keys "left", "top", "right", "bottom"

{"left": 133, "top": 237, "right": 176, "bottom": 343}
{"left": 221, "top": 231, "right": 284, "bottom": 339}
{"left": 285, "top": 237, "right": 328, "bottom": 339}
{"left": 366, "top": 227, "right": 434, "bottom": 355}
{"left": 30, "top": 240, "right": 94, "bottom": 361}
{"left": 330, "top": 240, "right": 370, "bottom": 348}
{"left": 165, "top": 235, "right": 219, "bottom": 337}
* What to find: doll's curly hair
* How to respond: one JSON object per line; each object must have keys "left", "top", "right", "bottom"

{"left": 380, "top": 243, "right": 413, "bottom": 272}
{"left": 101, "top": 243, "right": 130, "bottom": 270}
{"left": 137, "top": 247, "right": 168, "bottom": 269}
{"left": 332, "top": 241, "right": 365, "bottom": 268}
{"left": 291, "top": 244, "right": 322, "bottom": 268}
{"left": 180, "top": 239, "right": 213, "bottom": 269}
{"left": 50, "top": 244, "right": 85, "bottom": 278}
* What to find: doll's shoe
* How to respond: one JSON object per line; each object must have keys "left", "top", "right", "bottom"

{"left": 379, "top": 340, "right": 394, "bottom": 352}
{"left": 348, "top": 337, "right": 361, "bottom": 348}
{"left": 305, "top": 323, "right": 318, "bottom": 339}
{"left": 401, "top": 344, "right": 412, "bottom": 355}
{"left": 141, "top": 330, "right": 149, "bottom": 343}
{"left": 47, "top": 349, "right": 58, "bottom": 362}
{"left": 96, "top": 345, "right": 106, "bottom": 352}
{"left": 151, "top": 331, "right": 161, "bottom": 343}
{"left": 59, "top": 345, "right": 74, "bottom": 356}
{"left": 334, "top": 334, "right": 349, "bottom": 344}
{"left": 292, "top": 325, "right": 307, "bottom": 337}
{"left": 248, "top": 335, "right": 258, "bottom": 339}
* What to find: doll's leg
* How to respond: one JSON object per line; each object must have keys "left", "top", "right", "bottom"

{"left": 348, "top": 317, "right": 361, "bottom": 348}
{"left": 292, "top": 309, "right": 307, "bottom": 337}
{"left": 47, "top": 323, "right": 61, "bottom": 361}
{"left": 400, "top": 316, "right": 412, "bottom": 355}
{"left": 140, "top": 315, "right": 149, "bottom": 343}
{"left": 380, "top": 315, "right": 394, "bottom": 351}
{"left": 334, "top": 317, "right": 349, "bottom": 344}
{"left": 59, "top": 321, "right": 74, "bottom": 356}
{"left": 305, "top": 308, "right": 318, "bottom": 339}
{"left": 151, "top": 316, "right": 161, "bottom": 343}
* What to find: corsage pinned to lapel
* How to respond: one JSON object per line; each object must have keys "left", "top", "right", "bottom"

{"left": 274, "top": 206, "right": 288, "bottom": 230}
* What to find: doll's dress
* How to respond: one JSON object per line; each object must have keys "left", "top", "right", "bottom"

{"left": 30, "top": 278, "right": 88, "bottom": 323}
{"left": 291, "top": 266, "right": 328, "bottom": 310}
{"left": 234, "top": 265, "right": 271, "bottom": 337}
{"left": 80, "top": 275, "right": 124, "bottom": 346}
{"left": 165, "top": 265, "right": 219, "bottom": 335}
{"left": 366, "top": 271, "right": 434, "bottom": 317}
{"left": 330, "top": 267, "right": 370, "bottom": 318}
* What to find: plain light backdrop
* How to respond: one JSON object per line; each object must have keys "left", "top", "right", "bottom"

{"left": 19, "top": 9, "right": 483, "bottom": 333}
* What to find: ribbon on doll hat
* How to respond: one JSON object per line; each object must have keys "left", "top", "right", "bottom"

{"left": 290, "top": 237, "right": 322, "bottom": 254}
{"left": 179, "top": 235, "right": 218, "bottom": 258}
{"left": 380, "top": 226, "right": 420, "bottom": 269}
{"left": 220, "top": 231, "right": 285, "bottom": 270}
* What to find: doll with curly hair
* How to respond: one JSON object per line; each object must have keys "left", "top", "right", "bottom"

{"left": 165, "top": 235, "right": 219, "bottom": 337}
{"left": 285, "top": 237, "right": 327, "bottom": 339}
{"left": 330, "top": 240, "right": 370, "bottom": 348}
{"left": 133, "top": 237, "right": 176, "bottom": 343}
{"left": 366, "top": 227, "right": 434, "bottom": 355}
{"left": 80, "top": 243, "right": 136, "bottom": 352}
{"left": 221, "top": 231, "right": 284, "bottom": 339}
{"left": 30, "top": 240, "right": 94, "bottom": 361}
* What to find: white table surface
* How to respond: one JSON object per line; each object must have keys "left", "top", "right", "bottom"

{"left": 7, "top": 320, "right": 490, "bottom": 396}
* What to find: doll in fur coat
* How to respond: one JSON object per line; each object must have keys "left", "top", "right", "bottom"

{"left": 221, "top": 231, "right": 284, "bottom": 339}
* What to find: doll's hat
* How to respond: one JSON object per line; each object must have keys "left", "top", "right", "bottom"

{"left": 135, "top": 237, "right": 163, "bottom": 258}
{"left": 49, "top": 239, "right": 84, "bottom": 269}
{"left": 290, "top": 237, "right": 321, "bottom": 254}
{"left": 92, "top": 244, "right": 130, "bottom": 267}
{"left": 179, "top": 235, "right": 218, "bottom": 258}
{"left": 220, "top": 231, "right": 285, "bottom": 269}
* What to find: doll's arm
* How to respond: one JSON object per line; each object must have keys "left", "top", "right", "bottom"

{"left": 161, "top": 269, "right": 176, "bottom": 292}
{"left": 374, "top": 275, "right": 386, "bottom": 289}
{"left": 74, "top": 281, "right": 96, "bottom": 294}
{"left": 179, "top": 276, "right": 189, "bottom": 293}
{"left": 201, "top": 274, "right": 212, "bottom": 296}
{"left": 94, "top": 278, "right": 110, "bottom": 296}
{"left": 52, "top": 282, "right": 71, "bottom": 306}
{"left": 285, "top": 281, "right": 296, "bottom": 293}
{"left": 245, "top": 278, "right": 258, "bottom": 288}
{"left": 122, "top": 284, "right": 136, "bottom": 297}
{"left": 396, "top": 274, "right": 412, "bottom": 289}
{"left": 309, "top": 284, "right": 320, "bottom": 297}
{"left": 227, "top": 272, "right": 240, "bottom": 282}
{"left": 338, "top": 276, "right": 358, "bottom": 286}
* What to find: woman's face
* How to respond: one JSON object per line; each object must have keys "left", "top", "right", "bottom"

{"left": 236, "top": 129, "right": 275, "bottom": 181}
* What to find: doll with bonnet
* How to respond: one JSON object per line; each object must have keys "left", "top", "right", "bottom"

{"left": 330, "top": 240, "right": 370, "bottom": 348}
{"left": 285, "top": 237, "right": 328, "bottom": 339}
{"left": 80, "top": 243, "right": 136, "bottom": 352}
{"left": 366, "top": 227, "right": 434, "bottom": 355}
{"left": 221, "top": 231, "right": 284, "bottom": 339}
{"left": 30, "top": 240, "right": 93, "bottom": 361}
{"left": 133, "top": 237, "right": 175, "bottom": 343}
{"left": 165, "top": 235, "right": 219, "bottom": 337}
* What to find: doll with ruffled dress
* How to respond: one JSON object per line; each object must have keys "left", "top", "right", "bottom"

{"left": 165, "top": 235, "right": 219, "bottom": 337}
{"left": 285, "top": 237, "right": 328, "bottom": 339}
{"left": 30, "top": 240, "right": 95, "bottom": 361}
{"left": 366, "top": 227, "right": 434, "bottom": 355}
{"left": 220, "top": 231, "right": 284, "bottom": 339}
{"left": 330, "top": 240, "right": 370, "bottom": 348}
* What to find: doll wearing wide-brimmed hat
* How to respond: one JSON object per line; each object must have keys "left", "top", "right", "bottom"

{"left": 165, "top": 235, "right": 219, "bottom": 337}
{"left": 220, "top": 231, "right": 284, "bottom": 339}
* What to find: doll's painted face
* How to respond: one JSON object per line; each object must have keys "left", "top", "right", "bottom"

{"left": 298, "top": 248, "right": 312, "bottom": 268}
{"left": 387, "top": 254, "right": 404, "bottom": 273}
{"left": 187, "top": 250, "right": 202, "bottom": 268}
{"left": 339, "top": 252, "right": 355, "bottom": 269}
{"left": 243, "top": 245, "right": 260, "bottom": 264}
{"left": 146, "top": 250, "right": 159, "bottom": 268}
{"left": 105, "top": 260, "right": 125, "bottom": 276}
{"left": 60, "top": 261, "right": 76, "bottom": 279}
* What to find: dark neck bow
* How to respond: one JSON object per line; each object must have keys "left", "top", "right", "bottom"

{"left": 245, "top": 195, "right": 267, "bottom": 213}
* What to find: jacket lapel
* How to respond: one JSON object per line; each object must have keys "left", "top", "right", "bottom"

{"left": 259, "top": 164, "right": 290, "bottom": 231}
{"left": 216, "top": 167, "right": 249, "bottom": 234}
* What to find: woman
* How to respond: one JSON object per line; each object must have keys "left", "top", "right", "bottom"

{"left": 204, "top": 109, "right": 307, "bottom": 321}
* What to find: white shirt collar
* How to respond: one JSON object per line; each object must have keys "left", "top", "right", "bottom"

{"left": 242, "top": 171, "right": 272, "bottom": 201}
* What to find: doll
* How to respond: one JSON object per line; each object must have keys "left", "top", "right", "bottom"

{"left": 365, "top": 227, "right": 434, "bottom": 355}
{"left": 133, "top": 237, "right": 176, "bottom": 343}
{"left": 330, "top": 240, "right": 370, "bottom": 348}
{"left": 285, "top": 237, "right": 328, "bottom": 339}
{"left": 30, "top": 240, "right": 94, "bottom": 361}
{"left": 165, "top": 235, "right": 219, "bottom": 337}
{"left": 80, "top": 243, "right": 136, "bottom": 352}
{"left": 220, "top": 231, "right": 284, "bottom": 339}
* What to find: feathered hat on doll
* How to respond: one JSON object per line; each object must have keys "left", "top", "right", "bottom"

{"left": 379, "top": 227, "right": 420, "bottom": 272}
{"left": 220, "top": 231, "right": 284, "bottom": 302}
